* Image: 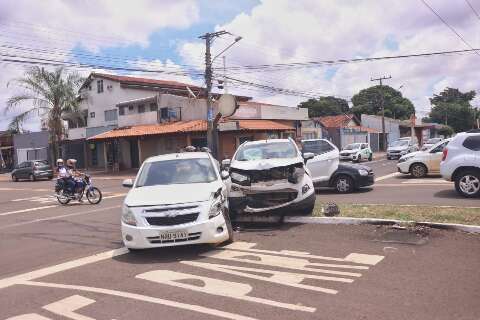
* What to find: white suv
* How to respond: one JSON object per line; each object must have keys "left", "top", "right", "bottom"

{"left": 440, "top": 131, "right": 480, "bottom": 197}
{"left": 120, "top": 151, "right": 233, "bottom": 250}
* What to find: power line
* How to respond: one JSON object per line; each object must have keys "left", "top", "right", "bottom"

{"left": 211, "top": 47, "right": 480, "bottom": 72}
{"left": 420, "top": 0, "right": 480, "bottom": 57}
{"left": 465, "top": 0, "right": 480, "bottom": 21}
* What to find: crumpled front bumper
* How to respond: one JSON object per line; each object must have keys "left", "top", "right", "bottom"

{"left": 228, "top": 175, "right": 315, "bottom": 216}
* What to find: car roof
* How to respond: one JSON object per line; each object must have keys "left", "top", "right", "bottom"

{"left": 301, "top": 138, "right": 329, "bottom": 142}
{"left": 144, "top": 152, "right": 211, "bottom": 163}
{"left": 242, "top": 138, "right": 292, "bottom": 146}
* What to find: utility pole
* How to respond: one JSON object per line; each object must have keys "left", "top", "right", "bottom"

{"left": 199, "top": 30, "right": 229, "bottom": 158}
{"left": 371, "top": 75, "right": 392, "bottom": 151}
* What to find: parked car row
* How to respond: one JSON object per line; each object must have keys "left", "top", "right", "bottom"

{"left": 120, "top": 138, "right": 375, "bottom": 250}
{"left": 395, "top": 130, "right": 480, "bottom": 198}
{"left": 11, "top": 160, "right": 54, "bottom": 181}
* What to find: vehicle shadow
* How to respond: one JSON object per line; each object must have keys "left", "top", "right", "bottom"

{"left": 315, "top": 187, "right": 373, "bottom": 195}
{"left": 433, "top": 189, "right": 473, "bottom": 200}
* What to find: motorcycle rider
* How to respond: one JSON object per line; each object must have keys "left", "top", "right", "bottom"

{"left": 66, "top": 159, "right": 85, "bottom": 201}
{"left": 57, "top": 158, "right": 75, "bottom": 195}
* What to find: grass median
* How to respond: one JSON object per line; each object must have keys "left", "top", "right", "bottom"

{"left": 312, "top": 201, "right": 480, "bottom": 226}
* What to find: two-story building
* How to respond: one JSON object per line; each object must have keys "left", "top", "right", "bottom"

{"left": 63, "top": 73, "right": 308, "bottom": 171}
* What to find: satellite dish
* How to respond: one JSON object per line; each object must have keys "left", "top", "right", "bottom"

{"left": 218, "top": 94, "right": 237, "bottom": 117}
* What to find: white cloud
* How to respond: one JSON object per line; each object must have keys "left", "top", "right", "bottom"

{"left": 178, "top": 0, "right": 480, "bottom": 118}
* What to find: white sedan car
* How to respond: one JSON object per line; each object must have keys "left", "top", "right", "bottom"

{"left": 397, "top": 138, "right": 451, "bottom": 178}
{"left": 121, "top": 151, "right": 233, "bottom": 250}
{"left": 339, "top": 143, "right": 373, "bottom": 162}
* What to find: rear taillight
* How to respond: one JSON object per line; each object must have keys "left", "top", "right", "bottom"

{"left": 442, "top": 148, "right": 448, "bottom": 161}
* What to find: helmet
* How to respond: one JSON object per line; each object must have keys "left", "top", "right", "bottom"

{"left": 66, "top": 159, "right": 77, "bottom": 167}
{"left": 56, "top": 158, "right": 64, "bottom": 166}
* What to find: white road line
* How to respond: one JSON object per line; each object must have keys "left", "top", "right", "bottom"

{"left": 375, "top": 172, "right": 400, "bottom": 182}
{"left": 0, "top": 194, "right": 125, "bottom": 217}
{"left": 401, "top": 179, "right": 452, "bottom": 184}
{"left": 21, "top": 281, "right": 259, "bottom": 320}
{"left": 0, "top": 247, "right": 128, "bottom": 290}
{"left": 374, "top": 183, "right": 452, "bottom": 187}
{"left": 0, "top": 205, "right": 121, "bottom": 230}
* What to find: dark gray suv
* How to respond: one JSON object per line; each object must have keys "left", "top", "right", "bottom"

{"left": 11, "top": 160, "right": 54, "bottom": 182}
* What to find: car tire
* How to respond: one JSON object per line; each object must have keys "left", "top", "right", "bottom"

{"left": 410, "top": 163, "right": 427, "bottom": 178}
{"left": 48, "top": 176, "right": 53, "bottom": 180}
{"left": 454, "top": 170, "right": 480, "bottom": 198}
{"left": 387, "top": 156, "right": 391, "bottom": 160}
{"left": 354, "top": 155, "right": 360, "bottom": 163}
{"left": 29, "top": 174, "right": 35, "bottom": 182}
{"left": 334, "top": 175, "right": 354, "bottom": 193}
{"left": 223, "top": 208, "right": 234, "bottom": 244}
{"left": 12, "top": 174, "right": 18, "bottom": 182}
{"left": 368, "top": 153, "right": 373, "bottom": 161}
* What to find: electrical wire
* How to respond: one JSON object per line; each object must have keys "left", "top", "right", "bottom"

{"left": 420, "top": 0, "right": 480, "bottom": 57}
{"left": 465, "top": 0, "right": 480, "bottom": 21}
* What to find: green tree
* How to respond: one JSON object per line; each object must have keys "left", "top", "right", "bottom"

{"left": 298, "top": 96, "right": 350, "bottom": 117}
{"left": 351, "top": 85, "right": 415, "bottom": 120}
{"left": 428, "top": 87, "right": 476, "bottom": 133}
{"left": 5, "top": 67, "right": 84, "bottom": 160}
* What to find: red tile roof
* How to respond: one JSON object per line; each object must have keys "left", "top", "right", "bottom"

{"left": 348, "top": 125, "right": 380, "bottom": 133}
{"left": 316, "top": 114, "right": 354, "bottom": 128}
{"left": 88, "top": 120, "right": 294, "bottom": 140}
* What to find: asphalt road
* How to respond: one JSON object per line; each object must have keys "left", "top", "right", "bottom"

{"left": 0, "top": 168, "right": 479, "bottom": 319}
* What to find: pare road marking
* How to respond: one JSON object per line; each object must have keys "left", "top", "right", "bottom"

{"left": 375, "top": 172, "right": 401, "bottom": 182}
{"left": 43, "top": 295, "right": 96, "bottom": 320}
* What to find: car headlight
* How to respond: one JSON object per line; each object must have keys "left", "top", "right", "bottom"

{"left": 358, "top": 169, "right": 369, "bottom": 176}
{"left": 230, "top": 171, "right": 250, "bottom": 184}
{"left": 121, "top": 205, "right": 137, "bottom": 226}
{"left": 209, "top": 194, "right": 226, "bottom": 219}
{"left": 289, "top": 167, "right": 305, "bottom": 184}
{"left": 398, "top": 155, "right": 414, "bottom": 163}
{"left": 302, "top": 184, "right": 310, "bottom": 194}
{"left": 400, "top": 150, "right": 407, "bottom": 155}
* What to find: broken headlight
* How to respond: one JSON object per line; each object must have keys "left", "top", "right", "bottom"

{"left": 288, "top": 167, "right": 305, "bottom": 184}
{"left": 209, "top": 191, "right": 226, "bottom": 219}
{"left": 230, "top": 171, "right": 250, "bottom": 185}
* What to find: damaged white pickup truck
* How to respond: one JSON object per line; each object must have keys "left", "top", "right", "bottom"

{"left": 224, "top": 138, "right": 316, "bottom": 219}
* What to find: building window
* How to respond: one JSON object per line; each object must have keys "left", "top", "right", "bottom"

{"left": 97, "top": 80, "right": 103, "bottom": 93}
{"left": 149, "top": 102, "right": 158, "bottom": 112}
{"left": 88, "top": 85, "right": 92, "bottom": 91}
{"left": 90, "top": 112, "right": 95, "bottom": 118}
{"left": 104, "top": 109, "right": 118, "bottom": 122}
{"left": 138, "top": 104, "right": 145, "bottom": 114}
{"left": 118, "top": 106, "right": 125, "bottom": 116}
{"left": 128, "top": 105, "right": 134, "bottom": 111}
{"left": 160, "top": 107, "right": 169, "bottom": 119}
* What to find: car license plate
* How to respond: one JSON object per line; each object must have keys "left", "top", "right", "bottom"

{"left": 159, "top": 231, "right": 188, "bottom": 241}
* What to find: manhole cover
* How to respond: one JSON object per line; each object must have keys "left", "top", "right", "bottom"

{"left": 373, "top": 228, "right": 429, "bottom": 245}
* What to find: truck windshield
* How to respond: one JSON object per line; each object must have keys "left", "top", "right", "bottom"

{"left": 136, "top": 158, "right": 217, "bottom": 187}
{"left": 235, "top": 142, "right": 297, "bottom": 161}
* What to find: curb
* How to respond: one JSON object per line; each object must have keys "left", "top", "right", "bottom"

{"left": 284, "top": 216, "right": 480, "bottom": 234}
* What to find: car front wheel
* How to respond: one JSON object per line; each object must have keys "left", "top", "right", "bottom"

{"left": 12, "top": 174, "right": 18, "bottom": 182}
{"left": 410, "top": 163, "right": 427, "bottom": 178}
{"left": 334, "top": 175, "right": 354, "bottom": 193}
{"left": 455, "top": 171, "right": 480, "bottom": 198}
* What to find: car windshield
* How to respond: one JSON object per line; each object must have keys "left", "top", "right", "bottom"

{"left": 136, "top": 158, "right": 217, "bottom": 187}
{"left": 34, "top": 160, "right": 48, "bottom": 166}
{"left": 235, "top": 141, "right": 297, "bottom": 161}
{"left": 391, "top": 140, "right": 409, "bottom": 147}
{"left": 345, "top": 143, "right": 362, "bottom": 150}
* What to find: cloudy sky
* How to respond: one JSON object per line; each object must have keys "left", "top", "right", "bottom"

{"left": 0, "top": 0, "right": 479, "bottom": 131}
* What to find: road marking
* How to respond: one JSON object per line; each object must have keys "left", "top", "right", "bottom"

{"left": 21, "top": 280, "right": 259, "bottom": 320}
{"left": 43, "top": 295, "right": 95, "bottom": 320}
{"left": 224, "top": 242, "right": 384, "bottom": 265}
{"left": 374, "top": 183, "right": 452, "bottom": 187}
{"left": 182, "top": 261, "right": 349, "bottom": 294}
{"left": 6, "top": 314, "right": 52, "bottom": 319}
{"left": 375, "top": 172, "right": 400, "bottom": 182}
{"left": 137, "top": 270, "right": 315, "bottom": 312}
{"left": 401, "top": 179, "right": 452, "bottom": 184}
{"left": 0, "top": 194, "right": 125, "bottom": 217}
{"left": 0, "top": 188, "right": 50, "bottom": 192}
{"left": 0, "top": 205, "right": 121, "bottom": 230}
{"left": 0, "top": 247, "right": 128, "bottom": 290}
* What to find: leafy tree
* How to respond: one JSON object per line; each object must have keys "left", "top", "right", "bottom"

{"left": 351, "top": 85, "right": 415, "bottom": 120}
{"left": 437, "top": 125, "right": 455, "bottom": 137}
{"left": 428, "top": 87, "right": 476, "bottom": 133}
{"left": 298, "top": 96, "right": 350, "bottom": 117}
{"left": 5, "top": 67, "right": 84, "bottom": 160}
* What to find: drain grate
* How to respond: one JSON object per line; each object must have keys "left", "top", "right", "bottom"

{"left": 373, "top": 226, "right": 429, "bottom": 245}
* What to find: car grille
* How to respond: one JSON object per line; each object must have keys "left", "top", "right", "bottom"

{"left": 145, "top": 213, "right": 199, "bottom": 226}
{"left": 246, "top": 191, "right": 298, "bottom": 208}
{"left": 389, "top": 150, "right": 401, "bottom": 153}
{"left": 340, "top": 153, "right": 351, "bottom": 156}
{"left": 147, "top": 232, "right": 202, "bottom": 244}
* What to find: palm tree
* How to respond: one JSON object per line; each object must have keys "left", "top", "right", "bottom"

{"left": 5, "top": 67, "right": 85, "bottom": 161}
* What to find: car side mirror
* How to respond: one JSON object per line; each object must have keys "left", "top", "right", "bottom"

{"left": 303, "top": 152, "right": 315, "bottom": 163}
{"left": 220, "top": 170, "right": 230, "bottom": 180}
{"left": 221, "top": 159, "right": 231, "bottom": 170}
{"left": 122, "top": 178, "right": 134, "bottom": 188}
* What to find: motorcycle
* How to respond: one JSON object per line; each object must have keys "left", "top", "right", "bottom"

{"left": 55, "top": 174, "right": 102, "bottom": 205}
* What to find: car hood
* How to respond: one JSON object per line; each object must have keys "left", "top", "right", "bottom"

{"left": 340, "top": 150, "right": 358, "bottom": 154}
{"left": 230, "top": 157, "right": 304, "bottom": 171}
{"left": 387, "top": 146, "right": 408, "bottom": 151}
{"left": 401, "top": 151, "right": 423, "bottom": 158}
{"left": 124, "top": 182, "right": 221, "bottom": 207}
